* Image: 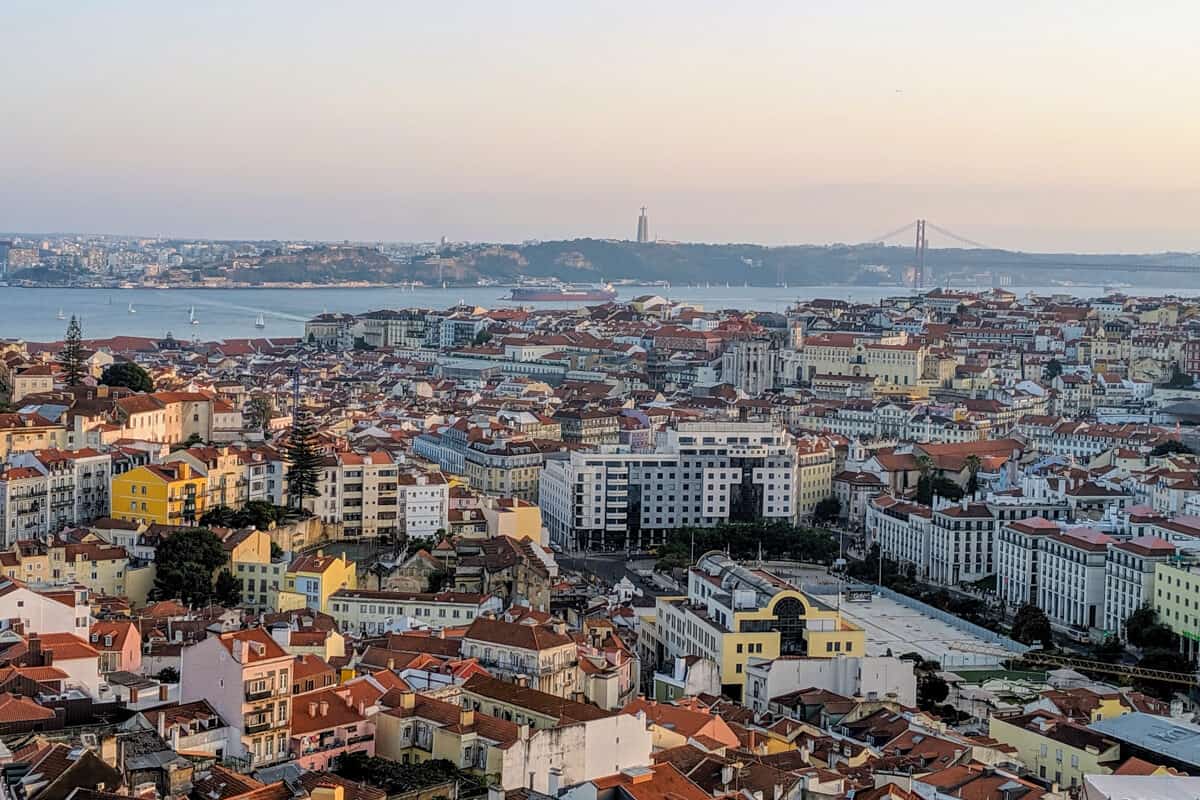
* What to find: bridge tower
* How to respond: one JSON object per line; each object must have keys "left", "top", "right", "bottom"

{"left": 914, "top": 218, "right": 928, "bottom": 289}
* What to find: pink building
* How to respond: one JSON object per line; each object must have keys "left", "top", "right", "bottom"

{"left": 91, "top": 620, "right": 142, "bottom": 675}
{"left": 289, "top": 685, "right": 374, "bottom": 770}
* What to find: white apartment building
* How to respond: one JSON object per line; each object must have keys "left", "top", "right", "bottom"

{"left": 314, "top": 451, "right": 449, "bottom": 540}
{"left": 399, "top": 472, "right": 451, "bottom": 539}
{"left": 866, "top": 496, "right": 932, "bottom": 575}
{"left": 871, "top": 490, "right": 1070, "bottom": 588}
{"left": 0, "top": 449, "right": 111, "bottom": 546}
{"left": 996, "top": 517, "right": 1061, "bottom": 610}
{"left": 929, "top": 501, "right": 996, "bottom": 586}
{"left": 1038, "top": 528, "right": 1113, "bottom": 634}
{"left": 539, "top": 421, "right": 800, "bottom": 551}
{"left": 1103, "top": 536, "right": 1177, "bottom": 639}
{"left": 0, "top": 582, "right": 90, "bottom": 638}
{"left": 328, "top": 588, "right": 502, "bottom": 635}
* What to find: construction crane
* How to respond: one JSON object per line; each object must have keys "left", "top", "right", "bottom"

{"left": 948, "top": 641, "right": 1200, "bottom": 687}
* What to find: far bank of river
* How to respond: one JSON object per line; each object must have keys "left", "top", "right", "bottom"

{"left": 0, "top": 283, "right": 1182, "bottom": 342}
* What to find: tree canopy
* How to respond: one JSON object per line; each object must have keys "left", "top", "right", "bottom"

{"left": 655, "top": 521, "right": 839, "bottom": 571}
{"left": 1150, "top": 440, "right": 1193, "bottom": 457}
{"left": 150, "top": 527, "right": 228, "bottom": 607}
{"left": 334, "top": 754, "right": 476, "bottom": 794}
{"left": 1011, "top": 604, "right": 1053, "bottom": 647}
{"left": 812, "top": 497, "right": 842, "bottom": 525}
{"left": 200, "top": 501, "right": 285, "bottom": 531}
{"left": 101, "top": 361, "right": 154, "bottom": 392}
{"left": 287, "top": 408, "right": 321, "bottom": 510}
{"left": 60, "top": 316, "right": 86, "bottom": 387}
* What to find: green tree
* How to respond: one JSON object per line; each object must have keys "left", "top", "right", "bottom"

{"left": 1151, "top": 440, "right": 1193, "bottom": 457}
{"left": 214, "top": 569, "right": 243, "bottom": 607}
{"left": 287, "top": 407, "right": 321, "bottom": 510}
{"left": 964, "top": 453, "right": 981, "bottom": 497}
{"left": 60, "top": 316, "right": 86, "bottom": 386}
{"left": 812, "top": 496, "right": 842, "bottom": 525}
{"left": 472, "top": 329, "right": 493, "bottom": 346}
{"left": 151, "top": 527, "right": 228, "bottom": 606}
{"left": 1125, "top": 607, "right": 1180, "bottom": 649}
{"left": 1134, "top": 647, "right": 1194, "bottom": 701}
{"left": 246, "top": 395, "right": 273, "bottom": 436}
{"left": 918, "top": 672, "right": 949, "bottom": 709}
{"left": 1165, "top": 363, "right": 1194, "bottom": 389}
{"left": 270, "top": 542, "right": 284, "bottom": 560}
{"left": 1042, "top": 358, "right": 1063, "bottom": 381}
{"left": 155, "top": 666, "right": 180, "bottom": 683}
{"left": 101, "top": 361, "right": 154, "bottom": 392}
{"left": 1011, "top": 603, "right": 1053, "bottom": 647}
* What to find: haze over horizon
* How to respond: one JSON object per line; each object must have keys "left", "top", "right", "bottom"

{"left": 4, "top": 1, "right": 1199, "bottom": 253}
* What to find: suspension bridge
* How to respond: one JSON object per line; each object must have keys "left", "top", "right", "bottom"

{"left": 860, "top": 219, "right": 1200, "bottom": 288}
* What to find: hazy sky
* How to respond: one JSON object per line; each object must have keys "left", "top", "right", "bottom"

{"left": 4, "top": 1, "right": 1199, "bottom": 251}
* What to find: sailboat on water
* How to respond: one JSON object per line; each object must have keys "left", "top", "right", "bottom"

{"left": 128, "top": 303, "right": 136, "bottom": 314}
{"left": 56, "top": 308, "right": 65, "bottom": 320}
{"left": 255, "top": 314, "right": 266, "bottom": 329}
{"left": 189, "top": 305, "right": 200, "bottom": 325}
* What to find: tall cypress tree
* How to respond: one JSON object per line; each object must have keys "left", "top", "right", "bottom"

{"left": 286, "top": 407, "right": 321, "bottom": 511}
{"left": 60, "top": 316, "right": 85, "bottom": 387}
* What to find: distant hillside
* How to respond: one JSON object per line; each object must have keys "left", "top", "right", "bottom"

{"left": 401, "top": 239, "right": 1200, "bottom": 287}
{"left": 227, "top": 245, "right": 402, "bottom": 283}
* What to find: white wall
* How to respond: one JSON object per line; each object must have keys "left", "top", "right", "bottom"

{"left": 501, "top": 712, "right": 651, "bottom": 793}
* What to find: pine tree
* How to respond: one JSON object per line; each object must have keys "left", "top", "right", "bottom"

{"left": 286, "top": 407, "right": 321, "bottom": 511}
{"left": 60, "top": 316, "right": 85, "bottom": 387}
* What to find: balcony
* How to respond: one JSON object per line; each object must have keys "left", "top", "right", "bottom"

{"left": 301, "top": 738, "right": 346, "bottom": 755}
{"left": 347, "top": 733, "right": 374, "bottom": 746}
{"left": 245, "top": 687, "right": 274, "bottom": 702}
{"left": 244, "top": 720, "right": 274, "bottom": 734}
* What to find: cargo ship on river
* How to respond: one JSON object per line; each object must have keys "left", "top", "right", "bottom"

{"left": 508, "top": 283, "right": 617, "bottom": 302}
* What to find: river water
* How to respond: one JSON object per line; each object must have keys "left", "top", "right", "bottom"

{"left": 0, "top": 283, "right": 1187, "bottom": 342}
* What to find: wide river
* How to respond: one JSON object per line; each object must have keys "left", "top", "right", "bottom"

{"left": 0, "top": 283, "right": 1188, "bottom": 342}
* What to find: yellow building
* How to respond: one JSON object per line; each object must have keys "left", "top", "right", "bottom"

{"left": 2, "top": 538, "right": 137, "bottom": 602}
{"left": 652, "top": 551, "right": 864, "bottom": 702}
{"left": 164, "top": 446, "right": 246, "bottom": 510}
{"left": 1153, "top": 557, "right": 1200, "bottom": 661}
{"left": 481, "top": 498, "right": 543, "bottom": 543}
{"left": 221, "top": 529, "right": 290, "bottom": 612}
{"left": 375, "top": 691, "right": 516, "bottom": 777}
{"left": 110, "top": 462, "right": 207, "bottom": 526}
{"left": 795, "top": 437, "right": 835, "bottom": 521}
{"left": 988, "top": 711, "right": 1121, "bottom": 790}
{"left": 0, "top": 412, "right": 68, "bottom": 462}
{"left": 284, "top": 551, "right": 356, "bottom": 613}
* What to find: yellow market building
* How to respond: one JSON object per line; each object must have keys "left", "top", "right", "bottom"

{"left": 651, "top": 550, "right": 864, "bottom": 702}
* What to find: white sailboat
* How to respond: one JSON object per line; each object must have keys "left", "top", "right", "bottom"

{"left": 255, "top": 313, "right": 266, "bottom": 329}
{"left": 189, "top": 305, "right": 200, "bottom": 325}
{"left": 128, "top": 303, "right": 136, "bottom": 314}
{"left": 56, "top": 308, "right": 65, "bottom": 320}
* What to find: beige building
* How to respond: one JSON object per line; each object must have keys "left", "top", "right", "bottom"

{"left": 794, "top": 436, "right": 835, "bottom": 521}
{"left": 460, "top": 615, "right": 578, "bottom": 698}
{"left": 481, "top": 498, "right": 544, "bottom": 543}
{"left": 787, "top": 332, "right": 928, "bottom": 388}
{"left": 989, "top": 711, "right": 1121, "bottom": 790}
{"left": 180, "top": 628, "right": 293, "bottom": 768}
